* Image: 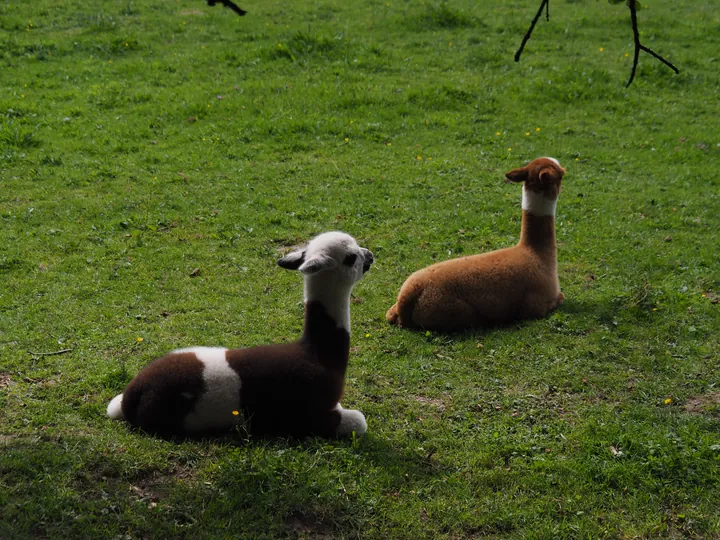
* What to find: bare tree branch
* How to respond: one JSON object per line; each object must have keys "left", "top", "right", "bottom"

{"left": 515, "top": 0, "right": 550, "bottom": 63}
{"left": 28, "top": 348, "right": 73, "bottom": 357}
{"left": 207, "top": 0, "right": 246, "bottom": 17}
{"left": 626, "top": 0, "right": 678, "bottom": 87}
{"left": 515, "top": 0, "right": 680, "bottom": 86}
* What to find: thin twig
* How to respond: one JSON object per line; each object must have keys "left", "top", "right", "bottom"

{"left": 515, "top": 0, "right": 550, "bottom": 63}
{"left": 27, "top": 348, "right": 74, "bottom": 357}
{"left": 206, "top": 0, "right": 246, "bottom": 17}
{"left": 626, "top": 0, "right": 678, "bottom": 87}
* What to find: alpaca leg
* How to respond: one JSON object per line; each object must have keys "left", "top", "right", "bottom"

{"left": 305, "top": 404, "right": 366, "bottom": 437}
{"left": 412, "top": 295, "right": 477, "bottom": 331}
{"left": 521, "top": 291, "right": 563, "bottom": 319}
{"left": 334, "top": 404, "right": 367, "bottom": 437}
{"left": 245, "top": 406, "right": 365, "bottom": 438}
{"left": 386, "top": 303, "right": 400, "bottom": 325}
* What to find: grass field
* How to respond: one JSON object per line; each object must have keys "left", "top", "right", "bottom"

{"left": 2, "top": 0, "right": 720, "bottom": 537}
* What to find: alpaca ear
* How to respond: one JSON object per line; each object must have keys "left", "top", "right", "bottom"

{"left": 505, "top": 167, "right": 529, "bottom": 183}
{"left": 278, "top": 250, "right": 306, "bottom": 270}
{"left": 539, "top": 167, "right": 563, "bottom": 184}
{"left": 298, "top": 254, "right": 338, "bottom": 275}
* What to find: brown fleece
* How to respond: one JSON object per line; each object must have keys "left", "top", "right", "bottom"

{"left": 120, "top": 352, "right": 205, "bottom": 436}
{"left": 117, "top": 302, "right": 348, "bottom": 438}
{"left": 387, "top": 157, "right": 566, "bottom": 332}
{"left": 226, "top": 301, "right": 349, "bottom": 437}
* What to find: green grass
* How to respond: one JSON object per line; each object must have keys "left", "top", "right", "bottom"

{"left": 2, "top": 0, "right": 720, "bottom": 537}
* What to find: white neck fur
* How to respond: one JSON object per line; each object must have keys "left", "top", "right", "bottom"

{"left": 304, "top": 277, "right": 353, "bottom": 333}
{"left": 522, "top": 186, "right": 557, "bottom": 217}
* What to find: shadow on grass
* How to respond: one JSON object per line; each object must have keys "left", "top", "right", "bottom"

{"left": 387, "top": 290, "right": 667, "bottom": 341}
{"left": 0, "top": 427, "right": 446, "bottom": 537}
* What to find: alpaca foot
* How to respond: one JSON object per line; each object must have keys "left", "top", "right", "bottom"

{"left": 335, "top": 404, "right": 367, "bottom": 437}
{"left": 557, "top": 292, "right": 565, "bottom": 306}
{"left": 386, "top": 304, "right": 400, "bottom": 326}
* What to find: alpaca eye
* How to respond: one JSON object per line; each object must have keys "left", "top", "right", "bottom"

{"left": 343, "top": 253, "right": 357, "bottom": 266}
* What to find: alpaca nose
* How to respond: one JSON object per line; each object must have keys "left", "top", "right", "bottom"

{"left": 362, "top": 249, "right": 374, "bottom": 272}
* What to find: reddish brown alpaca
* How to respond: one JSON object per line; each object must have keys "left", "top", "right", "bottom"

{"left": 386, "top": 157, "right": 566, "bottom": 331}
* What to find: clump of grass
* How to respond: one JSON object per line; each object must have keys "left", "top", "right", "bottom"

{"left": 407, "top": 86, "right": 477, "bottom": 110}
{"left": 407, "top": 2, "right": 480, "bottom": 30}
{"left": 0, "top": 125, "right": 40, "bottom": 148}
{"left": 267, "top": 31, "right": 347, "bottom": 62}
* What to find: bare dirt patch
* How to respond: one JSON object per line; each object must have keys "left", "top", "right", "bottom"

{"left": 684, "top": 393, "right": 720, "bottom": 416}
{"left": 285, "top": 510, "right": 336, "bottom": 539}
{"left": 0, "top": 373, "right": 13, "bottom": 389}
{"left": 415, "top": 395, "right": 447, "bottom": 411}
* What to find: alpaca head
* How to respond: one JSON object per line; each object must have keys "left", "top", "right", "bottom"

{"left": 505, "top": 157, "right": 566, "bottom": 201}
{"left": 277, "top": 232, "right": 374, "bottom": 289}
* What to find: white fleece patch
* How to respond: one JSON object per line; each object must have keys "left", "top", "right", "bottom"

{"left": 544, "top": 156, "right": 561, "bottom": 167}
{"left": 304, "top": 278, "right": 352, "bottom": 332}
{"left": 298, "top": 231, "right": 372, "bottom": 333}
{"left": 334, "top": 403, "right": 367, "bottom": 437}
{"left": 107, "top": 393, "right": 124, "bottom": 420}
{"left": 522, "top": 186, "right": 557, "bottom": 217}
{"left": 179, "top": 347, "right": 243, "bottom": 433}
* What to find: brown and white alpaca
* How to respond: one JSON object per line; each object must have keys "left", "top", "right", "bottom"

{"left": 386, "top": 157, "right": 566, "bottom": 331}
{"left": 107, "top": 232, "right": 374, "bottom": 438}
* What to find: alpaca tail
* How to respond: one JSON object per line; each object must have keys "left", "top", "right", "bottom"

{"left": 386, "top": 286, "right": 421, "bottom": 328}
{"left": 107, "top": 394, "right": 124, "bottom": 420}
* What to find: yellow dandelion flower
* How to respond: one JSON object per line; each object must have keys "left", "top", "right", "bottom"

{"left": 575, "top": 158, "right": 579, "bottom": 161}
{"left": 625, "top": 52, "right": 630, "bottom": 57}
{"left": 428, "top": 157, "right": 432, "bottom": 160}
{"left": 137, "top": 337, "right": 143, "bottom": 343}
{"left": 125, "top": 42, "right": 129, "bottom": 47}
{"left": 386, "top": 142, "right": 392, "bottom": 146}
{"left": 496, "top": 131, "right": 501, "bottom": 136}
{"left": 232, "top": 410, "right": 240, "bottom": 416}
{"left": 417, "top": 156, "right": 422, "bottom": 160}
{"left": 508, "top": 148, "right": 512, "bottom": 151}
{"left": 345, "top": 138, "right": 349, "bottom": 142}
{"left": 599, "top": 47, "right": 604, "bottom": 52}
{"left": 202, "top": 137, "right": 206, "bottom": 141}
{"left": 535, "top": 127, "right": 540, "bottom": 132}
{"left": 449, "top": 42, "right": 452, "bottom": 47}
{"left": 525, "top": 132, "right": 530, "bottom": 136}
{"left": 278, "top": 43, "right": 282, "bottom": 48}
{"left": 365, "top": 333, "right": 371, "bottom": 338}
{"left": 153, "top": 176, "right": 157, "bottom": 180}
{"left": 664, "top": 398, "right": 672, "bottom": 405}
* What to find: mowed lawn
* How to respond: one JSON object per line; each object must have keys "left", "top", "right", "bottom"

{"left": 1, "top": 0, "right": 720, "bottom": 537}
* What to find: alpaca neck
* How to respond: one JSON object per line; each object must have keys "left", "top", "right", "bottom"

{"left": 522, "top": 186, "right": 557, "bottom": 218}
{"left": 301, "top": 285, "right": 352, "bottom": 374}
{"left": 519, "top": 187, "right": 557, "bottom": 263}
{"left": 303, "top": 277, "right": 352, "bottom": 333}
